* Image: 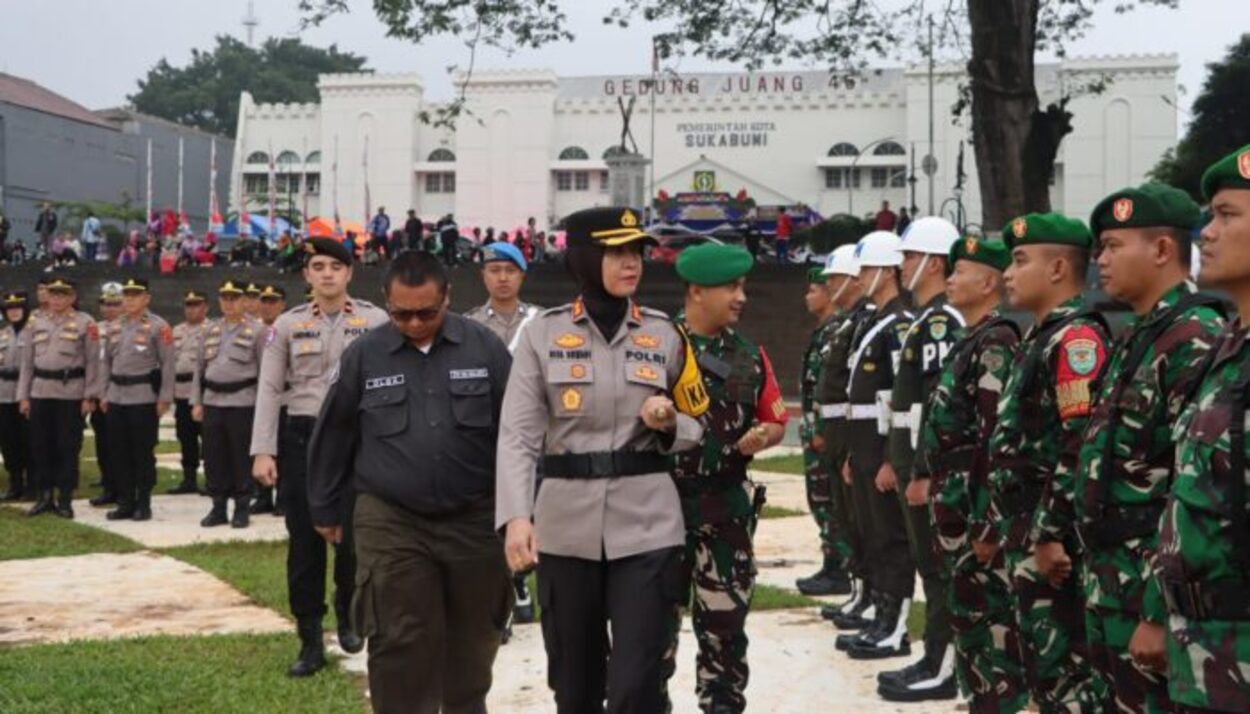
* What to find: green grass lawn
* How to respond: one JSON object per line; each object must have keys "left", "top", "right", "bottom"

{"left": 760, "top": 504, "right": 806, "bottom": 519}
{"left": 0, "top": 633, "right": 366, "bottom": 714}
{"left": 163, "top": 540, "right": 297, "bottom": 619}
{"left": 0, "top": 507, "right": 142, "bottom": 561}
{"left": 751, "top": 453, "right": 804, "bottom": 475}
{"left": 753, "top": 584, "right": 822, "bottom": 611}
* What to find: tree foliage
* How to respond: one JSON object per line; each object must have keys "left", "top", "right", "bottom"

{"left": 129, "top": 36, "right": 368, "bottom": 137}
{"left": 1151, "top": 34, "right": 1250, "bottom": 200}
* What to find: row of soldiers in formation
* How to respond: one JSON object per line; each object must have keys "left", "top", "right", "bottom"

{"left": 791, "top": 143, "right": 1250, "bottom": 713}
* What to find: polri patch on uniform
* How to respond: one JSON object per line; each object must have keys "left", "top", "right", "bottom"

{"left": 449, "top": 368, "right": 489, "bottom": 380}
{"left": 561, "top": 387, "right": 583, "bottom": 412}
{"left": 365, "top": 374, "right": 405, "bottom": 390}
{"left": 570, "top": 364, "right": 587, "bottom": 379}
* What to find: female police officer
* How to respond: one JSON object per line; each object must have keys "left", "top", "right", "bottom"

{"left": 496, "top": 206, "right": 709, "bottom": 714}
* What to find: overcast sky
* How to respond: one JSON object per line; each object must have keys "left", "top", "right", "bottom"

{"left": 0, "top": 0, "right": 1241, "bottom": 129}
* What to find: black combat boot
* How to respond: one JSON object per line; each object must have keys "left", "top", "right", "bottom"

{"left": 822, "top": 577, "right": 861, "bottom": 621}
{"left": 26, "top": 491, "right": 54, "bottom": 516}
{"left": 54, "top": 491, "right": 74, "bottom": 519}
{"left": 133, "top": 492, "right": 152, "bottom": 521}
{"left": 835, "top": 591, "right": 883, "bottom": 651}
{"left": 107, "top": 501, "right": 137, "bottom": 520}
{"left": 878, "top": 643, "right": 958, "bottom": 702}
{"left": 848, "top": 594, "right": 911, "bottom": 660}
{"left": 335, "top": 607, "right": 364, "bottom": 654}
{"left": 89, "top": 491, "right": 117, "bottom": 507}
{"left": 231, "top": 497, "right": 251, "bottom": 528}
{"left": 200, "top": 498, "right": 228, "bottom": 527}
{"left": 1, "top": 471, "right": 25, "bottom": 501}
{"left": 830, "top": 582, "right": 877, "bottom": 630}
{"left": 167, "top": 476, "right": 198, "bottom": 495}
{"left": 512, "top": 573, "right": 536, "bottom": 624}
{"left": 796, "top": 556, "right": 853, "bottom": 596}
{"left": 250, "top": 487, "right": 274, "bottom": 514}
{"left": 288, "top": 619, "right": 327, "bottom": 678}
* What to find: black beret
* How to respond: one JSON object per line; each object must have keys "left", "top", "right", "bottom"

{"left": 303, "top": 237, "right": 353, "bottom": 265}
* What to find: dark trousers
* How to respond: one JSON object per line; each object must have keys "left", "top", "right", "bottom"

{"left": 174, "top": 398, "right": 200, "bottom": 484}
{"left": 353, "top": 492, "right": 511, "bottom": 714}
{"left": 899, "top": 479, "right": 952, "bottom": 655}
{"left": 0, "top": 401, "right": 30, "bottom": 492}
{"left": 849, "top": 442, "right": 916, "bottom": 598}
{"left": 280, "top": 415, "right": 353, "bottom": 620}
{"left": 538, "top": 547, "right": 684, "bottom": 714}
{"left": 202, "top": 405, "right": 253, "bottom": 499}
{"left": 107, "top": 404, "right": 159, "bottom": 507}
{"left": 90, "top": 408, "right": 112, "bottom": 494}
{"left": 29, "top": 398, "right": 83, "bottom": 495}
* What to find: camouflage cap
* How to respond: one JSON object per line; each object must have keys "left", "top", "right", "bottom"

{"left": 1201, "top": 143, "right": 1250, "bottom": 201}
{"left": 1002, "top": 212, "right": 1093, "bottom": 251}
{"left": 950, "top": 235, "right": 1011, "bottom": 273}
{"left": 1089, "top": 182, "right": 1200, "bottom": 236}
{"left": 675, "top": 243, "right": 753, "bottom": 286}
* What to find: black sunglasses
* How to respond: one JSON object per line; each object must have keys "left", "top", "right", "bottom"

{"left": 388, "top": 305, "right": 443, "bottom": 323}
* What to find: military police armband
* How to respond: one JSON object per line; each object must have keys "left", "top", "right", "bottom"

{"left": 672, "top": 326, "right": 710, "bottom": 418}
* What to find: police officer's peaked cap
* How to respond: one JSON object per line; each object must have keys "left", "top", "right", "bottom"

{"left": 245, "top": 282, "right": 262, "bottom": 296}
{"left": 1201, "top": 143, "right": 1250, "bottom": 201}
{"left": 219, "top": 279, "right": 246, "bottom": 295}
{"left": 99, "top": 282, "right": 123, "bottom": 302}
{"left": 120, "top": 276, "right": 150, "bottom": 293}
{"left": 563, "top": 207, "right": 657, "bottom": 250}
{"left": 1002, "top": 213, "right": 1092, "bottom": 251}
{"left": 676, "top": 243, "right": 753, "bottom": 286}
{"left": 481, "top": 242, "right": 528, "bottom": 272}
{"left": 259, "top": 284, "right": 286, "bottom": 300}
{"left": 183, "top": 289, "right": 207, "bottom": 304}
{"left": 2, "top": 290, "right": 27, "bottom": 307}
{"left": 304, "top": 236, "right": 354, "bottom": 265}
{"left": 46, "top": 276, "right": 76, "bottom": 292}
{"left": 950, "top": 236, "right": 1011, "bottom": 273}
{"left": 1089, "top": 183, "right": 1200, "bottom": 237}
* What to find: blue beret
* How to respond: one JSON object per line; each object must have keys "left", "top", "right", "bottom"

{"left": 482, "top": 242, "right": 528, "bottom": 272}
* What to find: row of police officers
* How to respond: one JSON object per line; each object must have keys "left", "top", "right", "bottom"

{"left": 796, "top": 143, "right": 1250, "bottom": 713}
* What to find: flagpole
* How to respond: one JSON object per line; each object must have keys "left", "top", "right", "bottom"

{"left": 208, "top": 137, "right": 221, "bottom": 233}
{"left": 177, "top": 136, "right": 185, "bottom": 218}
{"left": 332, "top": 134, "right": 341, "bottom": 235}
{"left": 145, "top": 138, "right": 153, "bottom": 227}
{"left": 300, "top": 137, "right": 308, "bottom": 232}
{"left": 362, "top": 135, "right": 370, "bottom": 225}
{"left": 648, "top": 36, "right": 657, "bottom": 225}
{"left": 267, "top": 140, "right": 276, "bottom": 242}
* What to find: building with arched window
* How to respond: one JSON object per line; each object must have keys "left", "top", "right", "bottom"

{"left": 231, "top": 56, "right": 1178, "bottom": 230}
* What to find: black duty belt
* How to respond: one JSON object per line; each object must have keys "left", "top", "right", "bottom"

{"left": 542, "top": 450, "right": 668, "bottom": 479}
{"left": 175, "top": 373, "right": 193, "bottom": 383}
{"left": 109, "top": 370, "right": 160, "bottom": 388}
{"left": 1162, "top": 578, "right": 1250, "bottom": 620}
{"left": 0, "top": 368, "right": 18, "bottom": 381}
{"left": 996, "top": 481, "right": 1044, "bottom": 519}
{"left": 1078, "top": 502, "right": 1164, "bottom": 549}
{"left": 203, "top": 377, "right": 258, "bottom": 394}
{"left": 34, "top": 367, "right": 85, "bottom": 383}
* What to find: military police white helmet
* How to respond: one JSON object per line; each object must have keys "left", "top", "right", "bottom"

{"left": 854, "top": 231, "right": 903, "bottom": 268}
{"left": 900, "top": 216, "right": 960, "bottom": 256}
{"left": 821, "top": 244, "right": 859, "bottom": 277}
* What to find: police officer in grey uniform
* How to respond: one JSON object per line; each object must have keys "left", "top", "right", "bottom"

{"left": 497, "top": 206, "right": 710, "bottom": 714}
{"left": 251, "top": 283, "right": 288, "bottom": 516}
{"left": 464, "top": 239, "right": 541, "bottom": 626}
{"left": 191, "top": 279, "right": 266, "bottom": 529}
{"left": 99, "top": 277, "right": 176, "bottom": 522}
{"left": 17, "top": 275, "right": 100, "bottom": 518}
{"left": 0, "top": 290, "right": 31, "bottom": 501}
{"left": 251, "top": 239, "right": 388, "bottom": 677}
{"left": 88, "top": 283, "right": 123, "bottom": 506}
{"left": 169, "top": 290, "right": 208, "bottom": 495}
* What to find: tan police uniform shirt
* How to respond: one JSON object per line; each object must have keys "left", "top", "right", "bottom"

{"left": 190, "top": 316, "right": 266, "bottom": 408}
{"left": 173, "top": 321, "right": 207, "bottom": 401}
{"left": 100, "top": 311, "right": 176, "bottom": 405}
{"left": 495, "top": 298, "right": 705, "bottom": 561}
{"left": 250, "top": 297, "right": 388, "bottom": 456}
{"left": 464, "top": 301, "right": 541, "bottom": 352}
{"left": 17, "top": 309, "right": 100, "bottom": 401}
{"left": 0, "top": 323, "right": 24, "bottom": 403}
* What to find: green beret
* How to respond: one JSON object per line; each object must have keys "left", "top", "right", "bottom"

{"left": 1089, "top": 183, "right": 1200, "bottom": 236}
{"left": 1201, "top": 143, "right": 1250, "bottom": 201}
{"left": 676, "top": 243, "right": 754, "bottom": 286}
{"left": 807, "top": 266, "right": 826, "bottom": 284}
{"left": 949, "top": 236, "right": 1011, "bottom": 273}
{"left": 1002, "top": 212, "right": 1092, "bottom": 251}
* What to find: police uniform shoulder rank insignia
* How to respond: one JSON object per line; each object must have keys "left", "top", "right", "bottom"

{"left": 561, "top": 387, "right": 582, "bottom": 412}
{"left": 1113, "top": 198, "right": 1134, "bottom": 223}
{"left": 632, "top": 334, "right": 660, "bottom": 349}
{"left": 555, "top": 333, "right": 585, "bottom": 349}
{"left": 635, "top": 365, "right": 659, "bottom": 381}
{"left": 1064, "top": 338, "right": 1098, "bottom": 376}
{"left": 930, "top": 320, "right": 947, "bottom": 341}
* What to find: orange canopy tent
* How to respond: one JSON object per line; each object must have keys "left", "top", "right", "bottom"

{"left": 306, "top": 216, "right": 367, "bottom": 238}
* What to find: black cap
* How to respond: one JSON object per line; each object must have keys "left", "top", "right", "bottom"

{"left": 2, "top": 290, "right": 27, "bottom": 307}
{"left": 46, "top": 276, "right": 76, "bottom": 292}
{"left": 563, "top": 207, "right": 656, "bottom": 250}
{"left": 184, "top": 290, "right": 207, "bottom": 304}
{"left": 219, "top": 279, "right": 246, "bottom": 295}
{"left": 245, "top": 282, "right": 262, "bottom": 296}
{"left": 304, "top": 237, "right": 353, "bottom": 266}
{"left": 120, "top": 276, "right": 150, "bottom": 293}
{"left": 259, "top": 284, "right": 286, "bottom": 300}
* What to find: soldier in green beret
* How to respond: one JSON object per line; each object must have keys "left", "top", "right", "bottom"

{"left": 1154, "top": 143, "right": 1250, "bottom": 712}
{"left": 662, "top": 242, "right": 788, "bottom": 713}
{"left": 918, "top": 236, "right": 1029, "bottom": 712}
{"left": 1078, "top": 183, "right": 1226, "bottom": 712}
{"left": 987, "top": 213, "right": 1111, "bottom": 710}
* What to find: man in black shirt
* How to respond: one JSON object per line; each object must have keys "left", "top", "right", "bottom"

{"left": 308, "top": 252, "right": 512, "bottom": 713}
{"left": 404, "top": 209, "right": 423, "bottom": 253}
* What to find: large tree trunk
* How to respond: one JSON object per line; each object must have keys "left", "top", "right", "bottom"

{"left": 966, "top": 0, "right": 1071, "bottom": 231}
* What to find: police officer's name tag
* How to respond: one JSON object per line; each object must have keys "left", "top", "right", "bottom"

{"left": 365, "top": 374, "right": 406, "bottom": 390}
{"left": 449, "top": 368, "right": 489, "bottom": 380}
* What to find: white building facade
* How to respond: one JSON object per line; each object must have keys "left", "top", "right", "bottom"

{"left": 230, "top": 54, "right": 1179, "bottom": 233}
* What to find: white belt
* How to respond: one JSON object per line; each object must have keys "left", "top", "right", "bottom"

{"left": 819, "top": 403, "right": 847, "bottom": 418}
{"left": 848, "top": 404, "right": 880, "bottom": 420}
{"left": 891, "top": 411, "right": 910, "bottom": 428}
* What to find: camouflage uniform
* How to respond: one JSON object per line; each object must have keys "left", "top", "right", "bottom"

{"left": 1156, "top": 321, "right": 1250, "bottom": 712}
{"left": 919, "top": 310, "right": 1029, "bottom": 712}
{"left": 987, "top": 295, "right": 1110, "bottom": 712}
{"left": 800, "top": 313, "right": 840, "bottom": 567}
{"left": 666, "top": 316, "right": 787, "bottom": 713}
{"left": 888, "top": 294, "right": 963, "bottom": 668}
{"left": 1076, "top": 282, "right": 1224, "bottom": 713}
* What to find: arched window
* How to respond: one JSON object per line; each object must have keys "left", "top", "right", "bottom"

{"left": 827, "top": 142, "right": 859, "bottom": 157}
{"left": 873, "top": 141, "right": 906, "bottom": 156}
{"left": 603, "top": 145, "right": 628, "bottom": 159}
{"left": 559, "top": 146, "right": 590, "bottom": 161}
{"left": 427, "top": 148, "right": 455, "bottom": 162}
{"left": 305, "top": 150, "right": 321, "bottom": 164}
{"left": 276, "top": 150, "right": 301, "bottom": 166}
{"left": 246, "top": 151, "right": 269, "bottom": 164}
